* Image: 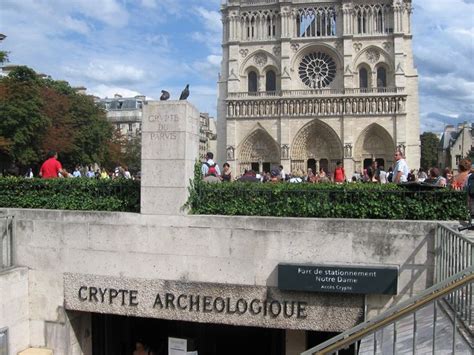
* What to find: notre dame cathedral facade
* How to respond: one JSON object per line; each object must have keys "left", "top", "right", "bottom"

{"left": 216, "top": 0, "right": 419, "bottom": 177}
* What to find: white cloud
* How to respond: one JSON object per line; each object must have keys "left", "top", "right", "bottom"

{"left": 145, "top": 34, "right": 170, "bottom": 50}
{"left": 413, "top": 0, "right": 474, "bottom": 132}
{"left": 191, "top": 7, "right": 222, "bottom": 54}
{"left": 73, "top": 0, "right": 129, "bottom": 27}
{"left": 195, "top": 7, "right": 222, "bottom": 32}
{"left": 3, "top": 0, "right": 470, "bottom": 128}
{"left": 189, "top": 85, "right": 218, "bottom": 117}
{"left": 64, "top": 61, "right": 146, "bottom": 85}
{"left": 140, "top": 0, "right": 157, "bottom": 8}
{"left": 62, "top": 16, "right": 91, "bottom": 35}
{"left": 192, "top": 55, "right": 222, "bottom": 79}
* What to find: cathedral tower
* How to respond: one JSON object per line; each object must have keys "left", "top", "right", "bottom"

{"left": 217, "top": 0, "right": 419, "bottom": 177}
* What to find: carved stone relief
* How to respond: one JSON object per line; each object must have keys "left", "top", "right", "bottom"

{"left": 383, "top": 42, "right": 392, "bottom": 51}
{"left": 396, "top": 62, "right": 404, "bottom": 74}
{"left": 254, "top": 53, "right": 268, "bottom": 67}
{"left": 281, "top": 144, "right": 289, "bottom": 159}
{"left": 366, "top": 49, "right": 380, "bottom": 63}
{"left": 353, "top": 42, "right": 363, "bottom": 52}
{"left": 226, "top": 146, "right": 235, "bottom": 161}
{"left": 226, "top": 97, "right": 406, "bottom": 118}
{"left": 290, "top": 43, "right": 300, "bottom": 52}
{"left": 239, "top": 49, "right": 249, "bottom": 58}
{"left": 344, "top": 144, "right": 353, "bottom": 158}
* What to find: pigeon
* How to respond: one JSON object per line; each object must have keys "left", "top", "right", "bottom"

{"left": 179, "top": 84, "right": 190, "bottom": 100}
{"left": 160, "top": 90, "right": 170, "bottom": 101}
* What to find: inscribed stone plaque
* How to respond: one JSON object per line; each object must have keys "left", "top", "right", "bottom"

{"left": 140, "top": 101, "right": 200, "bottom": 215}
{"left": 64, "top": 273, "right": 364, "bottom": 332}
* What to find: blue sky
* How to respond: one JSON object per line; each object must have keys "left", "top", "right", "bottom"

{"left": 1, "top": 0, "right": 473, "bottom": 133}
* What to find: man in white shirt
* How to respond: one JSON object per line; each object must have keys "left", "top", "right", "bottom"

{"left": 393, "top": 150, "right": 409, "bottom": 183}
{"left": 279, "top": 165, "right": 286, "bottom": 181}
{"left": 201, "top": 152, "right": 221, "bottom": 177}
{"left": 379, "top": 166, "right": 387, "bottom": 184}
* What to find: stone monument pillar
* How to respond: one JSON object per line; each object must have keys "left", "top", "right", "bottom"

{"left": 141, "top": 101, "right": 200, "bottom": 215}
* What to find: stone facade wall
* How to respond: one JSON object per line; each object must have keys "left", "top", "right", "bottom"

{"left": 1, "top": 207, "right": 439, "bottom": 352}
{"left": 217, "top": 0, "right": 420, "bottom": 177}
{"left": 0, "top": 267, "right": 30, "bottom": 354}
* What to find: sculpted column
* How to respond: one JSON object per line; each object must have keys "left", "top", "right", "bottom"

{"left": 141, "top": 101, "right": 200, "bottom": 215}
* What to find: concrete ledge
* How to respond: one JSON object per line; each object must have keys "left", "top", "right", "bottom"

{"left": 18, "top": 348, "right": 53, "bottom": 355}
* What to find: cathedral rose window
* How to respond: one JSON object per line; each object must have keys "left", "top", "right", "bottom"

{"left": 298, "top": 52, "right": 336, "bottom": 88}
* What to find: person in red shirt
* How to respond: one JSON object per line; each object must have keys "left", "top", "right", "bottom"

{"left": 39, "top": 151, "right": 65, "bottom": 179}
{"left": 333, "top": 160, "right": 346, "bottom": 183}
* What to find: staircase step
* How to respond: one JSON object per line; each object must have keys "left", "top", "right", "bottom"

{"left": 358, "top": 303, "right": 472, "bottom": 354}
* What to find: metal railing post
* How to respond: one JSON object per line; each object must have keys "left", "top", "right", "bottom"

{"left": 432, "top": 301, "right": 437, "bottom": 355}
{"left": 412, "top": 312, "right": 417, "bottom": 355}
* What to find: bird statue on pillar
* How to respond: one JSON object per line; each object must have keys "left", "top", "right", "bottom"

{"left": 179, "top": 84, "right": 190, "bottom": 100}
{"left": 160, "top": 90, "right": 170, "bottom": 101}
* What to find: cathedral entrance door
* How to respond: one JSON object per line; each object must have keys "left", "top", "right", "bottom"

{"left": 307, "top": 159, "right": 316, "bottom": 173}
{"left": 376, "top": 158, "right": 385, "bottom": 169}
{"left": 363, "top": 158, "right": 373, "bottom": 170}
{"left": 320, "top": 159, "right": 329, "bottom": 174}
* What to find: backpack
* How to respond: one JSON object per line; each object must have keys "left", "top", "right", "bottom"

{"left": 387, "top": 172, "right": 393, "bottom": 183}
{"left": 468, "top": 173, "right": 474, "bottom": 198}
{"left": 205, "top": 162, "right": 218, "bottom": 176}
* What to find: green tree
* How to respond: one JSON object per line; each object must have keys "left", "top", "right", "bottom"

{"left": 0, "top": 65, "right": 115, "bottom": 173}
{"left": 66, "top": 93, "right": 112, "bottom": 167}
{"left": 40, "top": 78, "right": 113, "bottom": 168}
{"left": 0, "top": 66, "right": 49, "bottom": 169}
{"left": 0, "top": 50, "right": 8, "bottom": 64}
{"left": 420, "top": 132, "right": 440, "bottom": 169}
{"left": 122, "top": 134, "right": 142, "bottom": 173}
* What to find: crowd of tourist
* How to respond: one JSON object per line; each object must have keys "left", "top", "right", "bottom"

{"left": 201, "top": 151, "right": 474, "bottom": 191}
{"left": 7, "top": 149, "right": 473, "bottom": 192}
{"left": 16, "top": 150, "right": 140, "bottom": 180}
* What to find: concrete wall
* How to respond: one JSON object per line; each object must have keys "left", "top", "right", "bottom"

{"left": 0, "top": 207, "right": 439, "bottom": 353}
{"left": 0, "top": 267, "right": 30, "bottom": 354}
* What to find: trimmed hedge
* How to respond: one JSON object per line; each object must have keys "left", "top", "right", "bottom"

{"left": 0, "top": 178, "right": 140, "bottom": 212}
{"left": 187, "top": 179, "right": 469, "bottom": 220}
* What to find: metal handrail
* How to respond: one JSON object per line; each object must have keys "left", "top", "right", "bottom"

{"left": 436, "top": 223, "right": 473, "bottom": 282}
{"left": 0, "top": 215, "right": 14, "bottom": 270}
{"left": 301, "top": 267, "right": 474, "bottom": 355}
{"left": 435, "top": 223, "right": 473, "bottom": 332}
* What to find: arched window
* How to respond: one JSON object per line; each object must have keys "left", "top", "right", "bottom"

{"left": 359, "top": 67, "right": 368, "bottom": 89}
{"left": 375, "top": 9, "right": 383, "bottom": 33}
{"left": 377, "top": 67, "right": 387, "bottom": 88}
{"left": 248, "top": 71, "right": 258, "bottom": 93}
{"left": 356, "top": 7, "right": 368, "bottom": 34}
{"left": 266, "top": 70, "right": 276, "bottom": 92}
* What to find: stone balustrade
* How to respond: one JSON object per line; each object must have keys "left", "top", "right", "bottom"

{"left": 227, "top": 95, "right": 406, "bottom": 118}
{"left": 226, "top": 0, "right": 278, "bottom": 5}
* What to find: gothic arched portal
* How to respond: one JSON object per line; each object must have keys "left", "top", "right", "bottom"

{"left": 238, "top": 127, "right": 280, "bottom": 173}
{"left": 290, "top": 120, "right": 343, "bottom": 173}
{"left": 354, "top": 123, "right": 395, "bottom": 171}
